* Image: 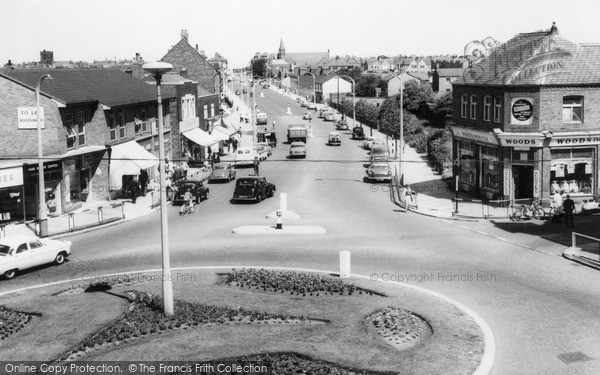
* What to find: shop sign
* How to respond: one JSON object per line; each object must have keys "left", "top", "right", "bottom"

{"left": 0, "top": 167, "right": 24, "bottom": 189}
{"left": 550, "top": 136, "right": 600, "bottom": 146}
{"left": 511, "top": 98, "right": 534, "bottom": 125}
{"left": 503, "top": 168, "right": 510, "bottom": 194}
{"left": 24, "top": 161, "right": 62, "bottom": 183}
{"left": 498, "top": 133, "right": 543, "bottom": 147}
{"left": 17, "top": 107, "right": 45, "bottom": 129}
{"left": 533, "top": 170, "right": 540, "bottom": 197}
{"left": 452, "top": 128, "right": 498, "bottom": 145}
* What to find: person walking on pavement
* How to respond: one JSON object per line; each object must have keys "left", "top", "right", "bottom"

{"left": 253, "top": 156, "right": 260, "bottom": 175}
{"left": 128, "top": 177, "right": 140, "bottom": 204}
{"left": 139, "top": 168, "right": 149, "bottom": 197}
{"left": 563, "top": 194, "right": 575, "bottom": 228}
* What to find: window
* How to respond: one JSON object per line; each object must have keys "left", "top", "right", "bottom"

{"left": 493, "top": 97, "right": 502, "bottom": 123}
{"left": 483, "top": 96, "right": 492, "bottom": 122}
{"left": 460, "top": 94, "right": 468, "bottom": 118}
{"left": 118, "top": 110, "right": 126, "bottom": 138}
{"left": 203, "top": 105, "right": 208, "bottom": 118}
{"left": 75, "top": 111, "right": 85, "bottom": 145}
{"left": 141, "top": 110, "right": 147, "bottom": 132}
{"left": 109, "top": 115, "right": 117, "bottom": 141}
{"left": 446, "top": 78, "right": 452, "bottom": 83}
{"left": 469, "top": 95, "right": 477, "bottom": 120}
{"left": 563, "top": 96, "right": 583, "bottom": 123}
{"left": 65, "top": 113, "right": 76, "bottom": 149}
{"left": 210, "top": 103, "right": 215, "bottom": 117}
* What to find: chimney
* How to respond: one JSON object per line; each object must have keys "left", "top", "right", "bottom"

{"left": 135, "top": 53, "right": 140, "bottom": 61}
{"left": 181, "top": 29, "right": 189, "bottom": 42}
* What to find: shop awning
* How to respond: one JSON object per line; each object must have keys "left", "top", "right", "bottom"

{"left": 182, "top": 128, "right": 219, "bottom": 147}
{"left": 213, "top": 125, "right": 236, "bottom": 141}
{"left": 109, "top": 141, "right": 158, "bottom": 187}
{"left": 62, "top": 145, "right": 107, "bottom": 158}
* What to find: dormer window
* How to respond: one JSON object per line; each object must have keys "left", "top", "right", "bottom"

{"left": 562, "top": 96, "right": 583, "bottom": 123}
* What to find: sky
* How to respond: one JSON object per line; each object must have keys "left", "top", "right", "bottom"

{"left": 2, "top": 0, "right": 600, "bottom": 69}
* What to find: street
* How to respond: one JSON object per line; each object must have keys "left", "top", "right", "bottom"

{"left": 2, "top": 85, "right": 600, "bottom": 375}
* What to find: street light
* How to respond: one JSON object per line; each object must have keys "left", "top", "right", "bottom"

{"left": 398, "top": 70, "right": 404, "bottom": 185}
{"left": 35, "top": 74, "right": 52, "bottom": 237}
{"left": 305, "top": 72, "right": 316, "bottom": 104}
{"left": 338, "top": 75, "right": 356, "bottom": 129}
{"left": 142, "top": 62, "right": 174, "bottom": 316}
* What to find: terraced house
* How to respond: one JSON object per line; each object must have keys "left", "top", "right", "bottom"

{"left": 0, "top": 68, "right": 175, "bottom": 222}
{"left": 451, "top": 24, "right": 600, "bottom": 203}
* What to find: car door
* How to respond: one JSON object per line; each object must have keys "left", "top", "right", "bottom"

{"left": 14, "top": 242, "right": 35, "bottom": 270}
{"left": 29, "top": 239, "right": 52, "bottom": 266}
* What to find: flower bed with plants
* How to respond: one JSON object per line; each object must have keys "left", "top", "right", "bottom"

{"left": 223, "top": 268, "right": 384, "bottom": 296}
{"left": 365, "top": 307, "right": 432, "bottom": 350}
{"left": 0, "top": 306, "right": 39, "bottom": 341}
{"left": 54, "top": 291, "right": 322, "bottom": 362}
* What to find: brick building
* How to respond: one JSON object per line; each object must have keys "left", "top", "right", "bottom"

{"left": 451, "top": 24, "right": 600, "bottom": 203}
{"left": 0, "top": 69, "right": 174, "bottom": 222}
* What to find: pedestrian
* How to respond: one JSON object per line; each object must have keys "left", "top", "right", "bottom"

{"left": 563, "top": 194, "right": 575, "bottom": 228}
{"left": 179, "top": 161, "right": 189, "bottom": 178}
{"left": 165, "top": 158, "right": 174, "bottom": 179}
{"left": 550, "top": 190, "right": 563, "bottom": 223}
{"left": 253, "top": 156, "right": 260, "bottom": 175}
{"left": 128, "top": 177, "right": 139, "bottom": 204}
{"left": 139, "top": 168, "right": 149, "bottom": 197}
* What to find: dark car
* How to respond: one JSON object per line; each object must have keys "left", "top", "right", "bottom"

{"left": 172, "top": 179, "right": 209, "bottom": 205}
{"left": 235, "top": 89, "right": 241, "bottom": 95}
{"left": 209, "top": 164, "right": 236, "bottom": 182}
{"left": 352, "top": 126, "right": 365, "bottom": 140}
{"left": 232, "top": 176, "right": 276, "bottom": 203}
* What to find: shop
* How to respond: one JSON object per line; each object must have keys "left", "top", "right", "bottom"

{"left": 0, "top": 165, "right": 25, "bottom": 224}
{"left": 23, "top": 160, "right": 63, "bottom": 218}
{"left": 181, "top": 128, "right": 219, "bottom": 167}
{"left": 109, "top": 141, "right": 159, "bottom": 199}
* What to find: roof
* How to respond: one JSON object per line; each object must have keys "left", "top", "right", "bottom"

{"left": 407, "top": 72, "right": 431, "bottom": 81}
{"left": 436, "top": 68, "right": 465, "bottom": 77}
{"left": 1, "top": 69, "right": 168, "bottom": 106}
{"left": 456, "top": 26, "right": 600, "bottom": 86}
{"left": 284, "top": 52, "right": 330, "bottom": 66}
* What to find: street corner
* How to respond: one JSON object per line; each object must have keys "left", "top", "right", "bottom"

{"left": 231, "top": 225, "right": 326, "bottom": 235}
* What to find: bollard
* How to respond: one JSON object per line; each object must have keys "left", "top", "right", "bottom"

{"left": 339, "top": 251, "right": 351, "bottom": 279}
{"left": 276, "top": 210, "right": 283, "bottom": 229}
{"left": 280, "top": 192, "right": 287, "bottom": 212}
{"left": 68, "top": 213, "right": 75, "bottom": 232}
{"left": 98, "top": 206, "right": 104, "bottom": 223}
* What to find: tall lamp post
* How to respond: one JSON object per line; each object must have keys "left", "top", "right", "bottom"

{"left": 35, "top": 74, "right": 52, "bottom": 237}
{"left": 306, "top": 72, "right": 316, "bottom": 104}
{"left": 398, "top": 70, "right": 404, "bottom": 185}
{"left": 142, "top": 62, "right": 174, "bottom": 316}
{"left": 338, "top": 75, "right": 356, "bottom": 128}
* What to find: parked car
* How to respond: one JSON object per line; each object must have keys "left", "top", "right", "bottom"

{"left": 243, "top": 88, "right": 248, "bottom": 94}
{"left": 232, "top": 176, "right": 276, "bottom": 203}
{"left": 366, "top": 163, "right": 393, "bottom": 182}
{"left": 172, "top": 179, "right": 209, "bottom": 205}
{"left": 257, "top": 132, "right": 277, "bottom": 148}
{"left": 257, "top": 144, "right": 270, "bottom": 160}
{"left": 235, "top": 89, "right": 241, "bottom": 95}
{"left": 328, "top": 132, "right": 341, "bottom": 146}
{"left": 363, "top": 136, "right": 381, "bottom": 149}
{"left": 0, "top": 235, "right": 72, "bottom": 280}
{"left": 303, "top": 112, "right": 312, "bottom": 120}
{"left": 257, "top": 142, "right": 272, "bottom": 157}
{"left": 289, "top": 141, "right": 307, "bottom": 158}
{"left": 324, "top": 113, "right": 336, "bottom": 122}
{"left": 235, "top": 146, "right": 260, "bottom": 166}
{"left": 370, "top": 139, "right": 385, "bottom": 150}
{"left": 352, "top": 126, "right": 365, "bottom": 140}
{"left": 307, "top": 102, "right": 317, "bottom": 110}
{"left": 256, "top": 112, "right": 268, "bottom": 125}
{"left": 300, "top": 99, "right": 308, "bottom": 107}
{"left": 335, "top": 119, "right": 349, "bottom": 130}
{"left": 209, "top": 164, "right": 236, "bottom": 182}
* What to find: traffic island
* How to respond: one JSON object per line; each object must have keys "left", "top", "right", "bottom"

{"left": 0, "top": 268, "right": 486, "bottom": 374}
{"left": 232, "top": 225, "right": 326, "bottom": 235}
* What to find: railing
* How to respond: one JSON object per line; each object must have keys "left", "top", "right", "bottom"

{"left": 571, "top": 232, "right": 600, "bottom": 263}
{"left": 32, "top": 202, "right": 125, "bottom": 237}
{"left": 453, "top": 198, "right": 512, "bottom": 219}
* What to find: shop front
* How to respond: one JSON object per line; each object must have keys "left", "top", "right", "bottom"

{"left": 0, "top": 165, "right": 25, "bottom": 224}
{"left": 451, "top": 127, "right": 502, "bottom": 198}
{"left": 23, "top": 160, "right": 63, "bottom": 218}
{"left": 181, "top": 128, "right": 219, "bottom": 167}
{"left": 109, "top": 141, "right": 159, "bottom": 199}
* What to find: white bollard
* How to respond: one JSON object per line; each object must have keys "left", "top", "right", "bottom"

{"left": 339, "top": 251, "right": 351, "bottom": 279}
{"left": 280, "top": 193, "right": 287, "bottom": 212}
{"left": 286, "top": 107, "right": 292, "bottom": 115}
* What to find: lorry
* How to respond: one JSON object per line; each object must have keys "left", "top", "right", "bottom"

{"left": 287, "top": 124, "right": 308, "bottom": 143}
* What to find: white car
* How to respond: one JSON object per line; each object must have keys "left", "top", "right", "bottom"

{"left": 289, "top": 142, "right": 307, "bottom": 158}
{"left": 303, "top": 112, "right": 312, "bottom": 120}
{"left": 363, "top": 136, "right": 381, "bottom": 149}
{"left": 307, "top": 102, "right": 317, "bottom": 110}
{"left": 234, "top": 146, "right": 260, "bottom": 166}
{"left": 0, "top": 235, "right": 72, "bottom": 280}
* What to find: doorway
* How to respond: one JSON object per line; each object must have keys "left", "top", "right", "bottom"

{"left": 513, "top": 165, "right": 534, "bottom": 200}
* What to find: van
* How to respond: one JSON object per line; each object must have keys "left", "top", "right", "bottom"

{"left": 234, "top": 146, "right": 259, "bottom": 166}
{"left": 256, "top": 112, "right": 268, "bottom": 125}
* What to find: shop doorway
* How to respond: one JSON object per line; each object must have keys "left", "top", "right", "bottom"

{"left": 513, "top": 165, "right": 534, "bottom": 200}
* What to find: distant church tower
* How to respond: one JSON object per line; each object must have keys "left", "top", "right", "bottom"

{"left": 277, "top": 38, "right": 285, "bottom": 59}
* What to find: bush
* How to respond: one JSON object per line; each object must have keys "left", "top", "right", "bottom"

{"left": 427, "top": 129, "right": 452, "bottom": 175}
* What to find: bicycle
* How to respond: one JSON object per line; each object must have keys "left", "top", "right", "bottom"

{"left": 179, "top": 200, "right": 199, "bottom": 215}
{"left": 510, "top": 201, "right": 545, "bottom": 221}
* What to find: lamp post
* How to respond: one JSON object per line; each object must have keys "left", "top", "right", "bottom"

{"left": 35, "top": 74, "right": 52, "bottom": 237}
{"left": 398, "top": 70, "right": 404, "bottom": 185}
{"left": 306, "top": 72, "right": 316, "bottom": 104}
{"left": 338, "top": 75, "right": 356, "bottom": 129}
{"left": 142, "top": 62, "right": 174, "bottom": 316}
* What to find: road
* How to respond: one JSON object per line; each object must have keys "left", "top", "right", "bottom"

{"left": 2, "top": 82, "right": 600, "bottom": 375}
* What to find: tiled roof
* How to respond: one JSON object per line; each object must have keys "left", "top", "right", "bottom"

{"left": 436, "top": 68, "right": 465, "bottom": 77}
{"left": 284, "top": 52, "right": 330, "bottom": 66}
{"left": 2, "top": 69, "right": 168, "bottom": 106}
{"left": 456, "top": 28, "right": 600, "bottom": 86}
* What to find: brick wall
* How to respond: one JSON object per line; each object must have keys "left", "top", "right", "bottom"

{"left": 161, "top": 40, "right": 219, "bottom": 93}
{"left": 539, "top": 87, "right": 600, "bottom": 131}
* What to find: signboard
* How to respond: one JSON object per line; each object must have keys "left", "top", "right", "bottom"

{"left": 550, "top": 135, "right": 600, "bottom": 147}
{"left": 533, "top": 170, "right": 540, "bottom": 197}
{"left": 17, "top": 107, "right": 45, "bottom": 129}
{"left": 0, "top": 167, "right": 24, "bottom": 189}
{"left": 511, "top": 98, "right": 533, "bottom": 125}
{"left": 503, "top": 168, "right": 511, "bottom": 195}
{"left": 24, "top": 161, "right": 63, "bottom": 183}
{"left": 452, "top": 127, "right": 498, "bottom": 145}
{"left": 498, "top": 133, "right": 543, "bottom": 148}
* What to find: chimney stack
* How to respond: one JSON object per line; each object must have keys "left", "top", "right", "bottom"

{"left": 181, "top": 29, "right": 189, "bottom": 42}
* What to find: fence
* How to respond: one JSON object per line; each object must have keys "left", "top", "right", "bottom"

{"left": 571, "top": 232, "right": 600, "bottom": 264}
{"left": 452, "top": 197, "right": 558, "bottom": 219}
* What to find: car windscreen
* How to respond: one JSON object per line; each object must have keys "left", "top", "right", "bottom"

{"left": 371, "top": 165, "right": 389, "bottom": 170}
{"left": 0, "top": 245, "right": 12, "bottom": 256}
{"left": 237, "top": 180, "right": 257, "bottom": 187}
{"left": 214, "top": 165, "right": 226, "bottom": 170}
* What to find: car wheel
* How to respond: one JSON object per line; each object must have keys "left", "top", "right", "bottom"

{"left": 3, "top": 269, "right": 17, "bottom": 280}
{"left": 268, "top": 189, "right": 274, "bottom": 198}
{"left": 54, "top": 252, "right": 66, "bottom": 265}
{"left": 256, "top": 194, "right": 262, "bottom": 203}
{"left": 204, "top": 190, "right": 209, "bottom": 200}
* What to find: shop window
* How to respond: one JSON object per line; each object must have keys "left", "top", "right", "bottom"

{"left": 493, "top": 97, "right": 502, "bottom": 123}
{"left": 460, "top": 94, "right": 468, "bottom": 118}
{"left": 481, "top": 145, "right": 500, "bottom": 193}
{"left": 483, "top": 96, "right": 492, "bottom": 122}
{"left": 65, "top": 113, "right": 76, "bottom": 149}
{"left": 469, "top": 95, "right": 477, "bottom": 120}
{"left": 562, "top": 96, "right": 583, "bottom": 123}
{"left": 458, "top": 140, "right": 475, "bottom": 186}
{"left": 550, "top": 148, "right": 593, "bottom": 195}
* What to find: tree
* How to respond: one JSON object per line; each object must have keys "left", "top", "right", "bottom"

{"left": 402, "top": 80, "right": 434, "bottom": 118}
{"left": 429, "top": 91, "right": 453, "bottom": 128}
{"left": 355, "top": 99, "right": 378, "bottom": 128}
{"left": 357, "top": 75, "right": 381, "bottom": 97}
{"left": 251, "top": 59, "right": 268, "bottom": 78}
{"left": 377, "top": 95, "right": 417, "bottom": 139}
{"left": 336, "top": 67, "right": 363, "bottom": 83}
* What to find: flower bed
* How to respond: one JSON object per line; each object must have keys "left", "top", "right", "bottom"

{"left": 0, "top": 306, "right": 39, "bottom": 341}
{"left": 365, "top": 307, "right": 432, "bottom": 350}
{"left": 223, "top": 268, "right": 384, "bottom": 296}
{"left": 55, "top": 291, "right": 322, "bottom": 361}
